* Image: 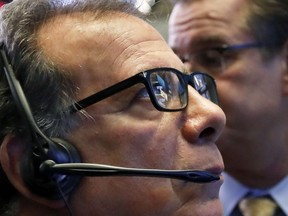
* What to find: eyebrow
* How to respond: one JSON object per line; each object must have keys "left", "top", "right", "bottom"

{"left": 172, "top": 35, "right": 228, "bottom": 56}
{"left": 192, "top": 35, "right": 228, "bottom": 48}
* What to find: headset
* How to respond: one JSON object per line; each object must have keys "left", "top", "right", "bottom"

{"left": 0, "top": 44, "right": 81, "bottom": 199}
{"left": 0, "top": 43, "right": 220, "bottom": 200}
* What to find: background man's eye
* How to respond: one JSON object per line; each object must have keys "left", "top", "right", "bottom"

{"left": 196, "top": 50, "right": 223, "bottom": 68}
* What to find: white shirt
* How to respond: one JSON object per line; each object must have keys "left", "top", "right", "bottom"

{"left": 220, "top": 172, "right": 288, "bottom": 216}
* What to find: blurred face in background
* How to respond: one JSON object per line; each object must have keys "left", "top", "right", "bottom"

{"left": 169, "top": 0, "right": 288, "bottom": 187}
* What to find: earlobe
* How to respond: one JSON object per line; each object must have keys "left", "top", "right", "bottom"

{"left": 0, "top": 135, "right": 28, "bottom": 195}
{"left": 0, "top": 135, "right": 65, "bottom": 209}
{"left": 283, "top": 72, "right": 288, "bottom": 96}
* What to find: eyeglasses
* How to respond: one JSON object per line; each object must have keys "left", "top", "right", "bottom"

{"left": 182, "top": 42, "right": 262, "bottom": 75}
{"left": 68, "top": 67, "right": 218, "bottom": 113}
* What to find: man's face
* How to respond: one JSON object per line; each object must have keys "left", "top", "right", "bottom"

{"left": 37, "top": 11, "right": 225, "bottom": 215}
{"left": 169, "top": 0, "right": 287, "bottom": 183}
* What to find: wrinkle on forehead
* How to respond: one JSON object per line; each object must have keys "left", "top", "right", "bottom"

{"left": 170, "top": 0, "right": 249, "bottom": 32}
{"left": 111, "top": 38, "right": 173, "bottom": 72}
{"left": 169, "top": 0, "right": 251, "bottom": 53}
{"left": 37, "top": 11, "right": 170, "bottom": 72}
{"left": 36, "top": 10, "right": 183, "bottom": 100}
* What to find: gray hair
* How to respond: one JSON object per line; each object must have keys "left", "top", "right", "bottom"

{"left": 0, "top": 0, "right": 144, "bottom": 215}
{"left": 247, "top": 0, "right": 288, "bottom": 56}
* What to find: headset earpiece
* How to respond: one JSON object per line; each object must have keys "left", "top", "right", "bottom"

{"left": 20, "top": 137, "right": 81, "bottom": 200}
{"left": 0, "top": 43, "right": 81, "bottom": 199}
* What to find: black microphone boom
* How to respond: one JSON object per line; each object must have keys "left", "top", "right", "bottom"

{"left": 40, "top": 160, "right": 220, "bottom": 183}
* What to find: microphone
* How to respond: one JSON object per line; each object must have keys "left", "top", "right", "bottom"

{"left": 40, "top": 160, "right": 220, "bottom": 183}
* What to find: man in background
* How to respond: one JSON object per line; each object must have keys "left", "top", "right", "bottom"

{"left": 168, "top": 0, "right": 288, "bottom": 215}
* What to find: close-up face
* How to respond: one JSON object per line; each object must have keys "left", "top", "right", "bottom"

{"left": 37, "top": 11, "right": 225, "bottom": 216}
{"left": 169, "top": 0, "right": 288, "bottom": 177}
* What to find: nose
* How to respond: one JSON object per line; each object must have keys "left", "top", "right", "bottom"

{"left": 181, "top": 86, "right": 226, "bottom": 144}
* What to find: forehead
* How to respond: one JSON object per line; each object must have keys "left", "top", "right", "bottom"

{"left": 37, "top": 12, "right": 151, "bottom": 66}
{"left": 37, "top": 11, "right": 180, "bottom": 70}
{"left": 169, "top": 0, "right": 252, "bottom": 49}
{"left": 37, "top": 11, "right": 182, "bottom": 99}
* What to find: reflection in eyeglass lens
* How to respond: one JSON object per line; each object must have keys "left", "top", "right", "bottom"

{"left": 150, "top": 71, "right": 186, "bottom": 109}
{"left": 193, "top": 74, "right": 214, "bottom": 103}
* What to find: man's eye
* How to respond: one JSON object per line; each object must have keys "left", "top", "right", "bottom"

{"left": 135, "top": 87, "right": 150, "bottom": 98}
{"left": 131, "top": 87, "right": 156, "bottom": 111}
{"left": 194, "top": 49, "right": 223, "bottom": 69}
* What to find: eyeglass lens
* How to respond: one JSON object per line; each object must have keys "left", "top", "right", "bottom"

{"left": 147, "top": 69, "right": 218, "bottom": 111}
{"left": 149, "top": 70, "right": 187, "bottom": 110}
{"left": 192, "top": 73, "right": 218, "bottom": 104}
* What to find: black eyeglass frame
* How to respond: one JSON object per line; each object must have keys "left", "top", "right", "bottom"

{"left": 180, "top": 42, "right": 264, "bottom": 76}
{"left": 181, "top": 42, "right": 263, "bottom": 61}
{"left": 207, "top": 42, "right": 263, "bottom": 54}
{"left": 68, "top": 67, "right": 218, "bottom": 113}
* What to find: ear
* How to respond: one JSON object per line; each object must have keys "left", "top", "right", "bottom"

{"left": 283, "top": 73, "right": 288, "bottom": 96}
{"left": 0, "top": 135, "right": 66, "bottom": 209}
{"left": 282, "top": 41, "right": 288, "bottom": 96}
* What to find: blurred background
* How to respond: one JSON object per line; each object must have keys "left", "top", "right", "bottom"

{"left": 0, "top": 0, "right": 173, "bottom": 40}
{"left": 147, "top": 0, "right": 172, "bottom": 41}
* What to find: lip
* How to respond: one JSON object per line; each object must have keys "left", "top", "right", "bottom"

{"left": 205, "top": 165, "right": 224, "bottom": 176}
{"left": 196, "top": 162, "right": 224, "bottom": 183}
{"left": 180, "top": 164, "right": 224, "bottom": 184}
{"left": 206, "top": 164, "right": 225, "bottom": 185}
{"left": 210, "top": 172, "right": 224, "bottom": 189}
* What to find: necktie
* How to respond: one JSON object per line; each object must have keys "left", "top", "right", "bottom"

{"left": 238, "top": 196, "right": 277, "bottom": 216}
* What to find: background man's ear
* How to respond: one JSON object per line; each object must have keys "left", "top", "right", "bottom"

{"left": 282, "top": 41, "right": 288, "bottom": 96}
{"left": 283, "top": 73, "right": 288, "bottom": 96}
{"left": 0, "top": 135, "right": 65, "bottom": 209}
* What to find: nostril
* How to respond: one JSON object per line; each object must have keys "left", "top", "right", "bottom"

{"left": 199, "top": 127, "right": 215, "bottom": 139}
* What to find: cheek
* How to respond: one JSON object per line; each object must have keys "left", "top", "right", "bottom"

{"left": 68, "top": 114, "right": 182, "bottom": 216}
{"left": 216, "top": 60, "right": 282, "bottom": 129}
{"left": 69, "top": 112, "right": 179, "bottom": 169}
{"left": 70, "top": 175, "right": 181, "bottom": 216}
{"left": 105, "top": 115, "right": 179, "bottom": 168}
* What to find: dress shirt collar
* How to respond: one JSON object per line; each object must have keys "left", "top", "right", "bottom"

{"left": 270, "top": 175, "right": 288, "bottom": 215}
{"left": 220, "top": 172, "right": 288, "bottom": 216}
{"left": 220, "top": 173, "right": 249, "bottom": 216}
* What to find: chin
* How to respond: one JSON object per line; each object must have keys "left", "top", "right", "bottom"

{"left": 197, "top": 199, "right": 223, "bottom": 216}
